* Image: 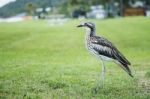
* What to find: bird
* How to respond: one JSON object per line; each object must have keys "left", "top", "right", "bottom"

{"left": 77, "top": 22, "right": 133, "bottom": 89}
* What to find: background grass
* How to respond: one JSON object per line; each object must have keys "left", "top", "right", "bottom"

{"left": 0, "top": 17, "right": 150, "bottom": 99}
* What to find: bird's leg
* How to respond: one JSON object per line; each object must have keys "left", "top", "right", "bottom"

{"left": 97, "top": 60, "right": 106, "bottom": 87}
{"left": 100, "top": 60, "right": 106, "bottom": 86}
{"left": 93, "top": 61, "right": 106, "bottom": 93}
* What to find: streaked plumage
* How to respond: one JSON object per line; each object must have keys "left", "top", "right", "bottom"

{"left": 91, "top": 36, "right": 132, "bottom": 77}
{"left": 77, "top": 22, "right": 133, "bottom": 78}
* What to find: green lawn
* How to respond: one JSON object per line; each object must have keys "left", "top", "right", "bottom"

{"left": 0, "top": 17, "right": 150, "bottom": 99}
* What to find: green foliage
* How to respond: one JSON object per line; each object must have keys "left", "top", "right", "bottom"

{"left": 145, "top": 71, "right": 150, "bottom": 78}
{"left": 0, "top": 0, "right": 66, "bottom": 17}
{"left": 59, "top": 0, "right": 107, "bottom": 16}
{"left": 25, "top": 3, "right": 37, "bottom": 15}
{"left": 0, "top": 0, "right": 149, "bottom": 17}
{"left": 0, "top": 0, "right": 112, "bottom": 17}
{"left": 0, "top": 17, "right": 150, "bottom": 98}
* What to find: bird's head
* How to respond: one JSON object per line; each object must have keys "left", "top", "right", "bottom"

{"left": 77, "top": 22, "right": 95, "bottom": 29}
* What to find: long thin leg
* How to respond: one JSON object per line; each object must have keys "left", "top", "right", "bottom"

{"left": 92, "top": 61, "right": 106, "bottom": 93}
{"left": 97, "top": 60, "right": 106, "bottom": 87}
{"left": 100, "top": 60, "right": 106, "bottom": 86}
{"left": 93, "top": 61, "right": 106, "bottom": 93}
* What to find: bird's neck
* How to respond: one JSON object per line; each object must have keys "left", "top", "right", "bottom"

{"left": 85, "top": 27, "right": 95, "bottom": 37}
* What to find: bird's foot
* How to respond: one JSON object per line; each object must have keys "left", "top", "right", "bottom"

{"left": 92, "top": 84, "right": 103, "bottom": 94}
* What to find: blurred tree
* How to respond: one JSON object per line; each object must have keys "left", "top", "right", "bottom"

{"left": 26, "top": 3, "right": 36, "bottom": 16}
{"left": 59, "top": 0, "right": 107, "bottom": 16}
{"left": 0, "top": 0, "right": 148, "bottom": 18}
{"left": 0, "top": 0, "right": 65, "bottom": 17}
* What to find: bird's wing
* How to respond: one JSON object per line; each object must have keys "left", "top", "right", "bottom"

{"left": 91, "top": 36, "right": 131, "bottom": 65}
{"left": 91, "top": 36, "right": 133, "bottom": 77}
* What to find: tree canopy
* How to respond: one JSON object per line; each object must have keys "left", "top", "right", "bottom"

{"left": 0, "top": 0, "right": 148, "bottom": 17}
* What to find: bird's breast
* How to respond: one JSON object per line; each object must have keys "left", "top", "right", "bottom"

{"left": 85, "top": 37, "right": 92, "bottom": 50}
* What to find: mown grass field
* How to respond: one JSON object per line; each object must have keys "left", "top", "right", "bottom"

{"left": 0, "top": 17, "right": 150, "bottom": 99}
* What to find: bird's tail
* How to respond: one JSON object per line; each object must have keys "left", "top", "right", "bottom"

{"left": 115, "top": 61, "right": 133, "bottom": 77}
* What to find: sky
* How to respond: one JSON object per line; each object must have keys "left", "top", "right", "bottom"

{"left": 0, "top": 0, "right": 16, "bottom": 7}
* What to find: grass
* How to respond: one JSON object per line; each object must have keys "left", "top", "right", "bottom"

{"left": 0, "top": 17, "right": 150, "bottom": 99}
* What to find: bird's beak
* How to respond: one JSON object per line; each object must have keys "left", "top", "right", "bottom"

{"left": 77, "top": 24, "right": 84, "bottom": 27}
